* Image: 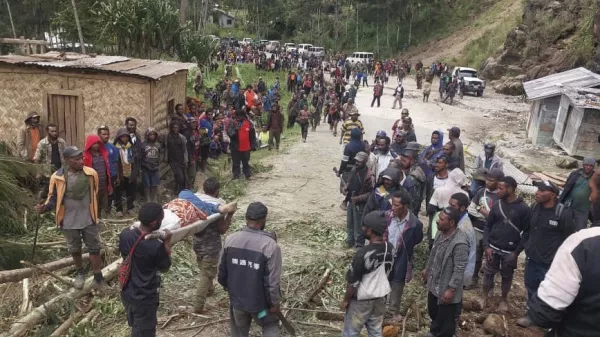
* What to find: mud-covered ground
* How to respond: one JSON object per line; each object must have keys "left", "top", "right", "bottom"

{"left": 153, "top": 73, "right": 554, "bottom": 337}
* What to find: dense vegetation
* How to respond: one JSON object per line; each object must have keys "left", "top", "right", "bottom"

{"left": 2, "top": 0, "right": 495, "bottom": 59}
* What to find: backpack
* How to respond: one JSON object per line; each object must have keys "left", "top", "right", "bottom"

{"left": 119, "top": 231, "right": 147, "bottom": 289}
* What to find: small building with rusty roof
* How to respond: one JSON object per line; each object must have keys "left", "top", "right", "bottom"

{"left": 0, "top": 51, "right": 195, "bottom": 149}
{"left": 523, "top": 67, "right": 600, "bottom": 147}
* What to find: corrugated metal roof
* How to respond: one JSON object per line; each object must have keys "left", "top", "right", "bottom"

{"left": 562, "top": 86, "right": 600, "bottom": 110}
{"left": 0, "top": 52, "right": 196, "bottom": 80}
{"left": 523, "top": 67, "right": 600, "bottom": 100}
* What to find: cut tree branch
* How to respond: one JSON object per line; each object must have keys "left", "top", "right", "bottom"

{"left": 0, "top": 254, "right": 92, "bottom": 284}
{"left": 307, "top": 268, "right": 331, "bottom": 303}
{"left": 20, "top": 261, "right": 75, "bottom": 288}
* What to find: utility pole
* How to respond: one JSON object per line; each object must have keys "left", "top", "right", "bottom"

{"left": 5, "top": 0, "right": 16, "bottom": 38}
{"left": 355, "top": 4, "right": 358, "bottom": 50}
{"left": 376, "top": 24, "right": 379, "bottom": 55}
{"left": 317, "top": 8, "right": 321, "bottom": 46}
{"left": 70, "top": 0, "right": 86, "bottom": 54}
{"left": 334, "top": 0, "right": 339, "bottom": 52}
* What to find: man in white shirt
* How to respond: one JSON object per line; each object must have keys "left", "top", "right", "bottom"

{"left": 372, "top": 136, "right": 398, "bottom": 180}
{"left": 392, "top": 83, "right": 404, "bottom": 109}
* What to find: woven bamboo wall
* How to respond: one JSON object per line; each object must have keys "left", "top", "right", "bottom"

{"left": 67, "top": 77, "right": 149, "bottom": 138}
{"left": 0, "top": 70, "right": 63, "bottom": 148}
{"left": 152, "top": 71, "right": 188, "bottom": 134}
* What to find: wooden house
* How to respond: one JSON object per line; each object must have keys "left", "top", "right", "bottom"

{"left": 0, "top": 52, "right": 195, "bottom": 149}
{"left": 523, "top": 67, "right": 600, "bottom": 146}
{"left": 553, "top": 87, "right": 600, "bottom": 158}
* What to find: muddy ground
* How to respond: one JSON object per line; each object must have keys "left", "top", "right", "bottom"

{"left": 150, "top": 74, "right": 556, "bottom": 337}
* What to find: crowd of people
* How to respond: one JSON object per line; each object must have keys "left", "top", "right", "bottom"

{"left": 333, "top": 67, "right": 600, "bottom": 337}
{"left": 17, "top": 49, "right": 600, "bottom": 337}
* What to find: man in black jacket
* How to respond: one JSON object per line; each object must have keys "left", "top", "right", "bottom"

{"left": 478, "top": 176, "right": 530, "bottom": 312}
{"left": 527, "top": 227, "right": 600, "bottom": 337}
{"left": 119, "top": 203, "right": 172, "bottom": 337}
{"left": 218, "top": 202, "right": 281, "bottom": 337}
{"left": 517, "top": 180, "right": 576, "bottom": 328}
{"left": 559, "top": 157, "right": 595, "bottom": 231}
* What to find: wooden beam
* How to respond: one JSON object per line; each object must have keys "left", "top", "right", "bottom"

{"left": 0, "top": 38, "right": 49, "bottom": 45}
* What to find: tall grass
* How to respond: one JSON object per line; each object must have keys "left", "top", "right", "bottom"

{"left": 454, "top": 0, "right": 523, "bottom": 68}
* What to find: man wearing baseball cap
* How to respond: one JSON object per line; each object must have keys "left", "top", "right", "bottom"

{"left": 517, "top": 180, "right": 576, "bottom": 327}
{"left": 559, "top": 157, "right": 596, "bottom": 230}
{"left": 471, "top": 143, "right": 504, "bottom": 195}
{"left": 341, "top": 210, "right": 394, "bottom": 337}
{"left": 218, "top": 202, "right": 282, "bottom": 336}
{"left": 466, "top": 168, "right": 504, "bottom": 289}
{"left": 34, "top": 146, "right": 104, "bottom": 289}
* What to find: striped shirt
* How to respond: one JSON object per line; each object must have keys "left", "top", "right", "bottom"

{"left": 341, "top": 119, "right": 364, "bottom": 144}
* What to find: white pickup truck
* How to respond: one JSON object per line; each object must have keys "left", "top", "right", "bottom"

{"left": 451, "top": 67, "right": 486, "bottom": 97}
{"left": 239, "top": 38, "right": 253, "bottom": 46}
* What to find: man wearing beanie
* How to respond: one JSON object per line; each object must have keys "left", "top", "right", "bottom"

{"left": 218, "top": 202, "right": 282, "bottom": 337}
{"left": 560, "top": 157, "right": 596, "bottom": 230}
{"left": 341, "top": 210, "right": 394, "bottom": 337}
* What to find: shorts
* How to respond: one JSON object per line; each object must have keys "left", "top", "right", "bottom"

{"left": 63, "top": 224, "right": 101, "bottom": 254}
{"left": 142, "top": 169, "right": 160, "bottom": 187}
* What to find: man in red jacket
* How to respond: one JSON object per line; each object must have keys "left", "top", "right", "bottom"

{"left": 84, "top": 134, "right": 112, "bottom": 218}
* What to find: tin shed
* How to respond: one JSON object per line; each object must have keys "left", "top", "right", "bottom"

{"left": 553, "top": 87, "right": 600, "bottom": 158}
{"left": 523, "top": 67, "right": 600, "bottom": 146}
{"left": 0, "top": 52, "right": 195, "bottom": 149}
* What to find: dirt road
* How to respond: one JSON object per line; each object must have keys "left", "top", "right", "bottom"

{"left": 157, "top": 72, "right": 547, "bottom": 337}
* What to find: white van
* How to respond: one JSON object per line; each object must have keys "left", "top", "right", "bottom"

{"left": 297, "top": 43, "right": 313, "bottom": 55}
{"left": 308, "top": 46, "right": 325, "bottom": 58}
{"left": 283, "top": 43, "right": 296, "bottom": 52}
{"left": 346, "top": 52, "right": 374, "bottom": 64}
{"left": 265, "top": 41, "right": 280, "bottom": 52}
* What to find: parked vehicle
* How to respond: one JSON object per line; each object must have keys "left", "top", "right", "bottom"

{"left": 239, "top": 38, "right": 253, "bottom": 46}
{"left": 308, "top": 46, "right": 325, "bottom": 58}
{"left": 297, "top": 43, "right": 313, "bottom": 55}
{"left": 283, "top": 43, "right": 296, "bottom": 52}
{"left": 451, "top": 67, "right": 486, "bottom": 97}
{"left": 265, "top": 40, "right": 280, "bottom": 52}
{"left": 345, "top": 52, "right": 374, "bottom": 64}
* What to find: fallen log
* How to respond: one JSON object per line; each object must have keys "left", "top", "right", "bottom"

{"left": 4, "top": 259, "right": 121, "bottom": 337}
{"left": 48, "top": 311, "right": 84, "bottom": 337}
{"left": 307, "top": 268, "right": 331, "bottom": 303}
{"left": 0, "top": 254, "right": 92, "bottom": 284}
{"left": 20, "top": 261, "right": 75, "bottom": 288}
{"left": 19, "top": 279, "right": 30, "bottom": 315}
{"left": 3, "top": 213, "right": 227, "bottom": 337}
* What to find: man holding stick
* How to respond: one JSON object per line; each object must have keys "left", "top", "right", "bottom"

{"left": 35, "top": 146, "right": 104, "bottom": 290}
{"left": 119, "top": 203, "right": 172, "bottom": 337}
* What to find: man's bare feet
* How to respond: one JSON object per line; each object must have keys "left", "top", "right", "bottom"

{"left": 219, "top": 201, "right": 238, "bottom": 214}
{"left": 498, "top": 299, "right": 509, "bottom": 312}
{"left": 383, "top": 314, "right": 404, "bottom": 326}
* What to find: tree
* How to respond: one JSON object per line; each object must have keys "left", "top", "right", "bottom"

{"left": 70, "top": 0, "right": 85, "bottom": 53}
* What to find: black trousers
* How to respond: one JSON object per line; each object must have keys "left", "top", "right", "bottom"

{"left": 427, "top": 292, "right": 458, "bottom": 337}
{"left": 170, "top": 162, "right": 187, "bottom": 193}
{"left": 299, "top": 122, "right": 309, "bottom": 139}
{"left": 371, "top": 95, "right": 381, "bottom": 107}
{"left": 114, "top": 176, "right": 135, "bottom": 212}
{"left": 287, "top": 115, "right": 297, "bottom": 128}
{"left": 122, "top": 297, "right": 158, "bottom": 337}
{"left": 231, "top": 149, "right": 251, "bottom": 178}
